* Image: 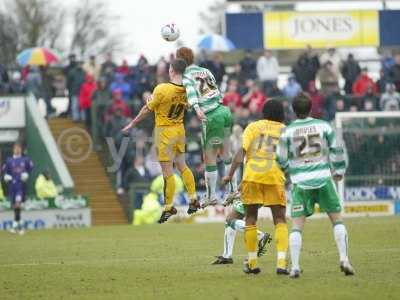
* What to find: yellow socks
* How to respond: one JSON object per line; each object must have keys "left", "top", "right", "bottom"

{"left": 164, "top": 175, "right": 175, "bottom": 211}
{"left": 244, "top": 225, "right": 258, "bottom": 269}
{"left": 180, "top": 167, "right": 197, "bottom": 202}
{"left": 275, "top": 222, "right": 289, "bottom": 269}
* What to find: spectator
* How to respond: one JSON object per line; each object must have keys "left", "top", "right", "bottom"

{"left": 92, "top": 77, "right": 112, "bottom": 123}
{"left": 123, "top": 156, "right": 151, "bottom": 190}
{"left": 360, "top": 86, "right": 379, "bottom": 110}
{"left": 79, "top": 74, "right": 97, "bottom": 128}
{"left": 256, "top": 49, "right": 279, "bottom": 95}
{"left": 292, "top": 52, "right": 317, "bottom": 90}
{"left": 105, "top": 106, "right": 129, "bottom": 149}
{"left": 101, "top": 53, "right": 117, "bottom": 86}
{"left": 222, "top": 80, "right": 242, "bottom": 110}
{"left": 317, "top": 61, "right": 340, "bottom": 96}
{"left": 326, "top": 92, "right": 347, "bottom": 121}
{"left": 110, "top": 73, "right": 131, "bottom": 101}
{"left": 117, "top": 59, "right": 130, "bottom": 76}
{"left": 380, "top": 83, "right": 400, "bottom": 111}
{"left": 26, "top": 66, "right": 42, "bottom": 103}
{"left": 283, "top": 74, "right": 302, "bottom": 100}
{"left": 242, "top": 79, "right": 266, "bottom": 113}
{"left": 105, "top": 90, "right": 131, "bottom": 122}
{"left": 132, "top": 192, "right": 161, "bottom": 225}
{"left": 389, "top": 53, "right": 400, "bottom": 92}
{"left": 207, "top": 53, "right": 226, "bottom": 85}
{"left": 40, "top": 66, "right": 56, "bottom": 116}
{"left": 67, "top": 61, "right": 86, "bottom": 121}
{"left": 304, "top": 45, "right": 320, "bottom": 77}
{"left": 335, "top": 98, "right": 347, "bottom": 113}
{"left": 93, "top": 77, "right": 112, "bottom": 107}
{"left": 83, "top": 55, "right": 101, "bottom": 80}
{"left": 352, "top": 68, "right": 377, "bottom": 97}
{"left": 320, "top": 47, "right": 341, "bottom": 76}
{"left": 349, "top": 104, "right": 359, "bottom": 112}
{"left": 308, "top": 81, "right": 325, "bottom": 119}
{"left": 63, "top": 54, "right": 77, "bottom": 117}
{"left": 0, "top": 63, "right": 9, "bottom": 93}
{"left": 363, "top": 98, "right": 375, "bottom": 112}
{"left": 234, "top": 106, "right": 254, "bottom": 128}
{"left": 381, "top": 50, "right": 395, "bottom": 77}
{"left": 268, "top": 82, "right": 283, "bottom": 98}
{"left": 341, "top": 54, "right": 361, "bottom": 95}
{"left": 239, "top": 50, "right": 257, "bottom": 80}
{"left": 8, "top": 71, "right": 24, "bottom": 94}
{"left": 137, "top": 54, "right": 149, "bottom": 71}
{"left": 35, "top": 170, "right": 58, "bottom": 199}
{"left": 155, "top": 57, "right": 168, "bottom": 83}
{"left": 227, "top": 64, "right": 247, "bottom": 91}
{"left": 136, "top": 66, "right": 153, "bottom": 98}
{"left": 376, "top": 69, "right": 389, "bottom": 93}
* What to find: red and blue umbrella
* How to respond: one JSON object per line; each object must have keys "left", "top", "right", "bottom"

{"left": 16, "top": 47, "right": 60, "bottom": 66}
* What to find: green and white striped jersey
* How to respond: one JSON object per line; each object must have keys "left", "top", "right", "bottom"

{"left": 276, "top": 117, "right": 347, "bottom": 189}
{"left": 182, "top": 64, "right": 222, "bottom": 114}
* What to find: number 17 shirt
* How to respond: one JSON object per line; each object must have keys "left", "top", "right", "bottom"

{"left": 147, "top": 82, "right": 187, "bottom": 127}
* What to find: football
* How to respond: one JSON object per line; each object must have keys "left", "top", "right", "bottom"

{"left": 161, "top": 23, "right": 180, "bottom": 42}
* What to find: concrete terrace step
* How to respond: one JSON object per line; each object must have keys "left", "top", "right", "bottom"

{"left": 48, "top": 118, "right": 127, "bottom": 225}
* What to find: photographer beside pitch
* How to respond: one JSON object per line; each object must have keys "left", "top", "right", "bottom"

{"left": 276, "top": 92, "right": 354, "bottom": 278}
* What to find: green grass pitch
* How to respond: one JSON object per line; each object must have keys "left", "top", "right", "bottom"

{"left": 0, "top": 216, "right": 399, "bottom": 300}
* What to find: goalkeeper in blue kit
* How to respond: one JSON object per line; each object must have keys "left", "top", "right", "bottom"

{"left": 276, "top": 93, "right": 355, "bottom": 278}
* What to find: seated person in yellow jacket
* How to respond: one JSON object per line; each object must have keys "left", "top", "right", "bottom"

{"left": 133, "top": 174, "right": 184, "bottom": 225}
{"left": 133, "top": 192, "right": 162, "bottom": 225}
{"left": 0, "top": 183, "right": 4, "bottom": 200}
{"left": 35, "top": 170, "right": 58, "bottom": 199}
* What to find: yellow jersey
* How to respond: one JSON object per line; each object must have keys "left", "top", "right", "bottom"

{"left": 242, "top": 120, "right": 285, "bottom": 185}
{"left": 147, "top": 82, "right": 187, "bottom": 127}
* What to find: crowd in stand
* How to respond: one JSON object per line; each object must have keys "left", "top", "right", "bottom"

{"left": 1, "top": 47, "right": 400, "bottom": 194}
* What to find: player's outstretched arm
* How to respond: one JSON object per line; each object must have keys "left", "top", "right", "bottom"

{"left": 122, "top": 105, "right": 151, "bottom": 133}
{"left": 222, "top": 149, "right": 245, "bottom": 186}
{"left": 326, "top": 125, "right": 347, "bottom": 179}
{"left": 276, "top": 135, "right": 289, "bottom": 172}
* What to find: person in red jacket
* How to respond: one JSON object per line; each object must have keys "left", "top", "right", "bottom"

{"left": 308, "top": 80, "right": 325, "bottom": 119}
{"left": 352, "top": 68, "right": 377, "bottom": 97}
{"left": 79, "top": 74, "right": 97, "bottom": 128}
{"left": 222, "top": 80, "right": 242, "bottom": 110}
{"left": 104, "top": 89, "right": 132, "bottom": 123}
{"left": 242, "top": 79, "right": 266, "bottom": 114}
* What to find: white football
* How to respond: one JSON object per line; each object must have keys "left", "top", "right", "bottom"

{"left": 161, "top": 23, "right": 180, "bottom": 42}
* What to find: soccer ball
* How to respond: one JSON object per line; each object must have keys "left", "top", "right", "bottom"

{"left": 161, "top": 23, "right": 180, "bottom": 42}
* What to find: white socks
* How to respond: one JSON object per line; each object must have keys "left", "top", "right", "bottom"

{"left": 233, "top": 219, "right": 245, "bottom": 231}
{"left": 223, "top": 219, "right": 265, "bottom": 259}
{"left": 205, "top": 170, "right": 218, "bottom": 200}
{"left": 223, "top": 226, "right": 236, "bottom": 258}
{"left": 232, "top": 219, "right": 264, "bottom": 240}
{"left": 289, "top": 230, "right": 302, "bottom": 271}
{"left": 333, "top": 223, "right": 349, "bottom": 262}
{"left": 289, "top": 223, "right": 349, "bottom": 271}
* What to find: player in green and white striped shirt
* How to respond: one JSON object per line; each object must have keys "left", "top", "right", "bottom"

{"left": 176, "top": 47, "right": 236, "bottom": 207}
{"left": 276, "top": 92, "right": 354, "bottom": 278}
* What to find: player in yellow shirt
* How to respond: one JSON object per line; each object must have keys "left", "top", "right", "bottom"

{"left": 222, "top": 99, "right": 288, "bottom": 275}
{"left": 122, "top": 59, "right": 200, "bottom": 223}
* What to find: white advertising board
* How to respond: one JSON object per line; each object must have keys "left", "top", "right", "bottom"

{"left": 0, "top": 97, "right": 25, "bottom": 128}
